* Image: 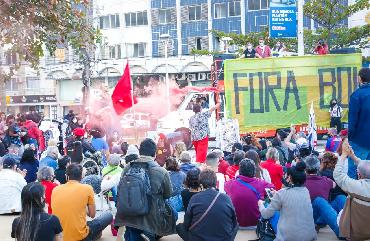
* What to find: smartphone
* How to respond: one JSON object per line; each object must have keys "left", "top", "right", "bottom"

{"left": 265, "top": 188, "right": 274, "bottom": 199}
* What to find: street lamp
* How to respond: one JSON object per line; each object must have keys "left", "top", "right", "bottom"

{"left": 159, "top": 33, "right": 171, "bottom": 114}
{"left": 221, "top": 37, "right": 233, "bottom": 53}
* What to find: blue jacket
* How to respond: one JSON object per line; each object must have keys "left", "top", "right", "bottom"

{"left": 348, "top": 83, "right": 370, "bottom": 149}
{"left": 39, "top": 156, "right": 58, "bottom": 170}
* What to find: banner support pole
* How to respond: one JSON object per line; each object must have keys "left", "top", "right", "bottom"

{"left": 297, "top": 0, "right": 304, "bottom": 56}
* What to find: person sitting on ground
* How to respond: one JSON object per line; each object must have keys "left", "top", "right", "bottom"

{"left": 319, "top": 152, "right": 347, "bottom": 202}
{"left": 52, "top": 163, "right": 113, "bottom": 241}
{"left": 325, "top": 128, "right": 342, "bottom": 152}
{"left": 0, "top": 157, "right": 27, "bottom": 214}
{"left": 156, "top": 133, "right": 173, "bottom": 167}
{"left": 224, "top": 143, "right": 243, "bottom": 165}
{"left": 54, "top": 155, "right": 71, "bottom": 185}
{"left": 102, "top": 153, "right": 123, "bottom": 177}
{"left": 176, "top": 169, "right": 238, "bottom": 241}
{"left": 124, "top": 144, "right": 139, "bottom": 165}
{"left": 212, "top": 148, "right": 229, "bottom": 175}
{"left": 181, "top": 167, "right": 201, "bottom": 211}
{"left": 258, "top": 162, "right": 317, "bottom": 241}
{"left": 115, "top": 138, "right": 175, "bottom": 240}
{"left": 19, "top": 147, "right": 39, "bottom": 183}
{"left": 334, "top": 139, "right": 370, "bottom": 240}
{"left": 174, "top": 142, "right": 187, "bottom": 160}
{"left": 261, "top": 147, "right": 284, "bottom": 190}
{"left": 166, "top": 157, "right": 186, "bottom": 212}
{"left": 179, "top": 151, "right": 196, "bottom": 174}
{"left": 271, "top": 137, "right": 289, "bottom": 166}
{"left": 226, "top": 150, "right": 245, "bottom": 180}
{"left": 38, "top": 166, "right": 59, "bottom": 214}
{"left": 226, "top": 159, "right": 275, "bottom": 229}
{"left": 2, "top": 144, "right": 21, "bottom": 163}
{"left": 206, "top": 151, "right": 226, "bottom": 193}
{"left": 245, "top": 150, "right": 271, "bottom": 183}
{"left": 39, "top": 145, "right": 59, "bottom": 170}
{"left": 11, "top": 182, "right": 63, "bottom": 241}
{"left": 304, "top": 156, "right": 345, "bottom": 238}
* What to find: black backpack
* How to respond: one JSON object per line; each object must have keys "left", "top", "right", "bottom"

{"left": 116, "top": 161, "right": 152, "bottom": 217}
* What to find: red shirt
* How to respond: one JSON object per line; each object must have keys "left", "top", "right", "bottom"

{"left": 41, "top": 180, "right": 58, "bottom": 214}
{"left": 226, "top": 165, "right": 239, "bottom": 179}
{"left": 315, "top": 45, "right": 328, "bottom": 55}
{"left": 260, "top": 159, "right": 284, "bottom": 190}
{"left": 218, "top": 159, "right": 230, "bottom": 175}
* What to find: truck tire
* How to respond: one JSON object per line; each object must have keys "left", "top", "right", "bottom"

{"left": 175, "top": 127, "right": 193, "bottom": 150}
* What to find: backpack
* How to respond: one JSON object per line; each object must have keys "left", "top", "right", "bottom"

{"left": 116, "top": 161, "right": 152, "bottom": 217}
{"left": 66, "top": 139, "right": 83, "bottom": 163}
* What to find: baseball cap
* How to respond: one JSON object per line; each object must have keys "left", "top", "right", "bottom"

{"left": 2, "top": 157, "right": 17, "bottom": 169}
{"left": 73, "top": 128, "right": 85, "bottom": 137}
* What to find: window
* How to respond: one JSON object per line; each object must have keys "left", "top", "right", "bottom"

{"left": 125, "top": 11, "right": 148, "bottom": 26}
{"left": 195, "top": 38, "right": 202, "bottom": 50}
{"left": 214, "top": 3, "right": 227, "bottom": 19}
{"left": 134, "top": 43, "right": 146, "bottom": 57}
{"left": 248, "top": 0, "right": 269, "bottom": 10}
{"left": 5, "top": 51, "right": 17, "bottom": 65}
{"left": 159, "top": 9, "right": 171, "bottom": 24}
{"left": 26, "top": 77, "right": 40, "bottom": 90}
{"left": 229, "top": 1, "right": 241, "bottom": 16}
{"left": 109, "top": 45, "right": 121, "bottom": 59}
{"left": 5, "top": 78, "right": 19, "bottom": 91}
{"left": 99, "top": 14, "right": 120, "bottom": 29}
{"left": 189, "top": 5, "right": 201, "bottom": 21}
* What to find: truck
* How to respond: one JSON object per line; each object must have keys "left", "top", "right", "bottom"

{"left": 156, "top": 53, "right": 363, "bottom": 149}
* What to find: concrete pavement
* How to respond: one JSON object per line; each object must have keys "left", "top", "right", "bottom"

{"left": 0, "top": 214, "right": 338, "bottom": 241}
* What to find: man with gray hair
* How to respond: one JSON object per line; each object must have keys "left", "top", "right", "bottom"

{"left": 40, "top": 145, "right": 59, "bottom": 170}
{"left": 334, "top": 140, "right": 370, "bottom": 240}
{"left": 2, "top": 144, "right": 21, "bottom": 164}
{"left": 206, "top": 152, "right": 225, "bottom": 193}
{"left": 304, "top": 156, "right": 345, "bottom": 239}
{"left": 179, "top": 151, "right": 196, "bottom": 174}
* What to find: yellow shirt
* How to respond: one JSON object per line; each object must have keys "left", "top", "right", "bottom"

{"left": 51, "top": 180, "right": 95, "bottom": 241}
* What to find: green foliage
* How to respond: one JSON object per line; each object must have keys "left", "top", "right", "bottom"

{"left": 303, "top": 0, "right": 369, "bottom": 47}
{"left": 190, "top": 49, "right": 222, "bottom": 56}
{"left": 0, "top": 0, "right": 98, "bottom": 69}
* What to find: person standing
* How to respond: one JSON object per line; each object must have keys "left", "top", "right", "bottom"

{"left": 240, "top": 42, "right": 256, "bottom": 58}
{"left": 189, "top": 103, "right": 220, "bottom": 163}
{"left": 348, "top": 67, "right": 370, "bottom": 179}
{"left": 314, "top": 39, "right": 329, "bottom": 55}
{"left": 156, "top": 133, "right": 173, "bottom": 167}
{"left": 115, "top": 138, "right": 176, "bottom": 240}
{"left": 51, "top": 163, "right": 113, "bottom": 241}
{"left": 329, "top": 98, "right": 343, "bottom": 133}
{"left": 255, "top": 38, "right": 271, "bottom": 58}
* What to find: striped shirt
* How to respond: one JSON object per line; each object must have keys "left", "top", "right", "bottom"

{"left": 330, "top": 105, "right": 343, "bottom": 118}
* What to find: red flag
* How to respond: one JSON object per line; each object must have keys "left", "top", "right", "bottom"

{"left": 111, "top": 63, "right": 138, "bottom": 115}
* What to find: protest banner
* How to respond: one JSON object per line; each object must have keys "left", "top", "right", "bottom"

{"left": 223, "top": 54, "right": 362, "bottom": 134}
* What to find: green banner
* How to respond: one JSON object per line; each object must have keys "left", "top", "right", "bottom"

{"left": 224, "top": 54, "right": 362, "bottom": 133}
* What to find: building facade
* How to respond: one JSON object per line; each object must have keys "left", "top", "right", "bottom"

{"left": 6, "top": 0, "right": 366, "bottom": 119}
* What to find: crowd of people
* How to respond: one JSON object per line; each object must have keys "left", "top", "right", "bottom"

{"left": 0, "top": 67, "right": 369, "bottom": 241}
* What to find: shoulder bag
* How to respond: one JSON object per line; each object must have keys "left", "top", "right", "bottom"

{"left": 189, "top": 192, "right": 221, "bottom": 231}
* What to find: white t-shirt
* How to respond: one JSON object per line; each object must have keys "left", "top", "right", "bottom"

{"left": 216, "top": 173, "right": 226, "bottom": 193}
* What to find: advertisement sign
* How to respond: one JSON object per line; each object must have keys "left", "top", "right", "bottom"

{"left": 6, "top": 95, "right": 57, "bottom": 105}
{"left": 223, "top": 54, "right": 362, "bottom": 133}
{"left": 269, "top": 0, "right": 297, "bottom": 38}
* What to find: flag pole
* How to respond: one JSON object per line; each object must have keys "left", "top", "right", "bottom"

{"left": 127, "top": 59, "right": 138, "bottom": 144}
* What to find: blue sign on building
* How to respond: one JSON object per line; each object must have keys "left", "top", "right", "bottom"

{"left": 269, "top": 0, "right": 297, "bottom": 38}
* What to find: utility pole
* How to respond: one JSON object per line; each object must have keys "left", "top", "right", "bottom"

{"left": 297, "top": 0, "right": 304, "bottom": 56}
{"left": 81, "top": 47, "right": 91, "bottom": 108}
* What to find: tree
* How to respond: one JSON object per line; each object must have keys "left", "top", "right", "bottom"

{"left": 0, "top": 0, "right": 98, "bottom": 112}
{"left": 303, "top": 0, "right": 369, "bottom": 48}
